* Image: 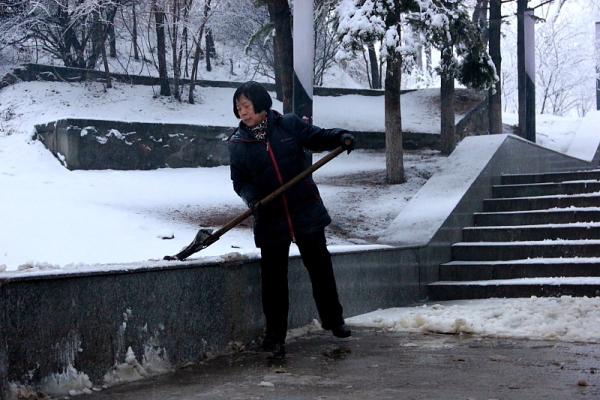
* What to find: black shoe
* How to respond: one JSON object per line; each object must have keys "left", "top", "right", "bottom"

{"left": 331, "top": 324, "right": 351, "bottom": 338}
{"left": 262, "top": 338, "right": 286, "bottom": 359}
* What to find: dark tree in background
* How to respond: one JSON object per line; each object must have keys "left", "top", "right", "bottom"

{"left": 189, "top": 0, "right": 212, "bottom": 104}
{"left": 152, "top": 0, "right": 171, "bottom": 96}
{"left": 263, "top": 0, "right": 293, "bottom": 113}
{"left": 411, "top": 0, "right": 497, "bottom": 155}
{"left": 337, "top": 0, "right": 421, "bottom": 184}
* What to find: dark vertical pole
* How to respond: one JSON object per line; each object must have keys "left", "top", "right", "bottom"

{"left": 596, "top": 22, "right": 600, "bottom": 110}
{"left": 293, "top": 0, "right": 314, "bottom": 165}
{"left": 517, "top": 0, "right": 526, "bottom": 139}
{"left": 524, "top": 8, "right": 536, "bottom": 142}
{"left": 488, "top": 0, "right": 502, "bottom": 134}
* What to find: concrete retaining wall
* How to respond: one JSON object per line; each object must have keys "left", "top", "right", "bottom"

{"left": 0, "top": 247, "right": 420, "bottom": 399}
{"left": 456, "top": 95, "right": 489, "bottom": 138}
{"left": 34, "top": 108, "right": 489, "bottom": 170}
{"left": 35, "top": 119, "right": 233, "bottom": 170}
{"left": 34, "top": 120, "right": 447, "bottom": 170}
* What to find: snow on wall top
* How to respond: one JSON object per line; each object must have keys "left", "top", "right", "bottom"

{"left": 565, "top": 110, "right": 600, "bottom": 163}
{"left": 377, "top": 134, "right": 509, "bottom": 246}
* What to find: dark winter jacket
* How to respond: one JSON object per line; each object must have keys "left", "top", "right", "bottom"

{"left": 227, "top": 110, "right": 346, "bottom": 247}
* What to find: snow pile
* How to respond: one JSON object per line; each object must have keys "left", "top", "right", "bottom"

{"left": 104, "top": 347, "right": 150, "bottom": 384}
{"left": 106, "top": 310, "right": 173, "bottom": 383}
{"left": 346, "top": 296, "right": 600, "bottom": 343}
{"left": 286, "top": 319, "right": 325, "bottom": 340}
{"left": 19, "top": 344, "right": 171, "bottom": 398}
{"left": 39, "top": 364, "right": 95, "bottom": 397}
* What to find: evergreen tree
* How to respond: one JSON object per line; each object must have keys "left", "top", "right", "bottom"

{"left": 409, "top": 0, "right": 497, "bottom": 154}
{"left": 337, "top": 0, "right": 420, "bottom": 184}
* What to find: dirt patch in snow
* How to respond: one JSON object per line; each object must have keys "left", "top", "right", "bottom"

{"left": 162, "top": 149, "right": 447, "bottom": 245}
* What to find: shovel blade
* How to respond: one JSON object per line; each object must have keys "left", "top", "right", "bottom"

{"left": 163, "top": 228, "right": 215, "bottom": 261}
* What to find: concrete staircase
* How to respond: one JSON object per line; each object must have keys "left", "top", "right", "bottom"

{"left": 429, "top": 169, "right": 600, "bottom": 300}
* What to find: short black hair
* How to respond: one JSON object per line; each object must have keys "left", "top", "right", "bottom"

{"left": 233, "top": 81, "right": 273, "bottom": 119}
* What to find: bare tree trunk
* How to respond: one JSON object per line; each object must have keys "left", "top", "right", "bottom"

{"left": 205, "top": 28, "right": 214, "bottom": 71}
{"left": 188, "top": 33, "right": 203, "bottom": 104}
{"left": 153, "top": 0, "right": 171, "bottom": 96}
{"left": 488, "top": 0, "right": 502, "bottom": 134}
{"left": 132, "top": 0, "right": 139, "bottom": 60}
{"left": 87, "top": 12, "right": 102, "bottom": 69}
{"left": 472, "top": 0, "right": 489, "bottom": 44}
{"left": 268, "top": 0, "right": 293, "bottom": 113}
{"left": 385, "top": 53, "right": 404, "bottom": 184}
{"left": 182, "top": 25, "right": 189, "bottom": 78}
{"left": 59, "top": 6, "right": 86, "bottom": 69}
{"left": 188, "top": 1, "right": 208, "bottom": 104}
{"left": 439, "top": 0, "right": 457, "bottom": 155}
{"left": 99, "top": 16, "right": 112, "bottom": 88}
{"left": 384, "top": 9, "right": 404, "bottom": 184}
{"left": 107, "top": 7, "right": 117, "bottom": 58}
{"left": 189, "top": 1, "right": 208, "bottom": 103}
{"left": 172, "top": 0, "right": 192, "bottom": 100}
{"left": 170, "top": 0, "right": 181, "bottom": 100}
{"left": 440, "top": 73, "right": 456, "bottom": 155}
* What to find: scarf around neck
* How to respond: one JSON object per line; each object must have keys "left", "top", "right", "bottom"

{"left": 248, "top": 117, "right": 268, "bottom": 141}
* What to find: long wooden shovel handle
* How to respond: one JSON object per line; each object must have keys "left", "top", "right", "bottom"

{"left": 164, "top": 144, "right": 348, "bottom": 261}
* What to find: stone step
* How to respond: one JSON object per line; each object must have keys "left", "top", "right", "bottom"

{"left": 452, "top": 240, "right": 600, "bottom": 261}
{"left": 439, "top": 258, "right": 600, "bottom": 281}
{"left": 483, "top": 194, "right": 600, "bottom": 212}
{"left": 474, "top": 209, "right": 600, "bottom": 226}
{"left": 501, "top": 169, "right": 600, "bottom": 185}
{"left": 433, "top": 169, "right": 600, "bottom": 301}
{"left": 428, "top": 277, "right": 600, "bottom": 301}
{"left": 492, "top": 181, "right": 600, "bottom": 198}
{"left": 463, "top": 224, "right": 600, "bottom": 242}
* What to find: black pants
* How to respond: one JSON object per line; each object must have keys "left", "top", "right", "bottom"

{"left": 260, "top": 229, "right": 345, "bottom": 343}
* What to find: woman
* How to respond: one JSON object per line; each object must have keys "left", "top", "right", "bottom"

{"left": 227, "top": 81, "right": 355, "bottom": 358}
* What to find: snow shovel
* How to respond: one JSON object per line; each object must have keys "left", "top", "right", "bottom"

{"left": 163, "top": 141, "right": 351, "bottom": 261}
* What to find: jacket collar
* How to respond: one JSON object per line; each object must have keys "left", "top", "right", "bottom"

{"left": 229, "top": 109, "right": 282, "bottom": 142}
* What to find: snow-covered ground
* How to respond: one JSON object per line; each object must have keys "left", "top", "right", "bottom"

{"left": 0, "top": 81, "right": 473, "bottom": 272}
{"left": 1, "top": 79, "right": 598, "bottom": 345}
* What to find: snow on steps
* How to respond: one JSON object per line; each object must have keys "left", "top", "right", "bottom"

{"left": 429, "top": 169, "right": 600, "bottom": 301}
{"left": 474, "top": 208, "right": 600, "bottom": 226}
{"left": 483, "top": 192, "right": 600, "bottom": 212}
{"left": 429, "top": 277, "right": 600, "bottom": 299}
{"left": 463, "top": 223, "right": 600, "bottom": 241}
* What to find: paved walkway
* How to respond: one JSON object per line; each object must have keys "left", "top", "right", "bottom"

{"left": 85, "top": 328, "right": 599, "bottom": 400}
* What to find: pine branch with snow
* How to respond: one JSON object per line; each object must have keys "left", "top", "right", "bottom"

{"left": 408, "top": 0, "right": 497, "bottom": 90}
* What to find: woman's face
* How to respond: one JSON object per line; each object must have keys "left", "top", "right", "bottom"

{"left": 236, "top": 94, "right": 266, "bottom": 127}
